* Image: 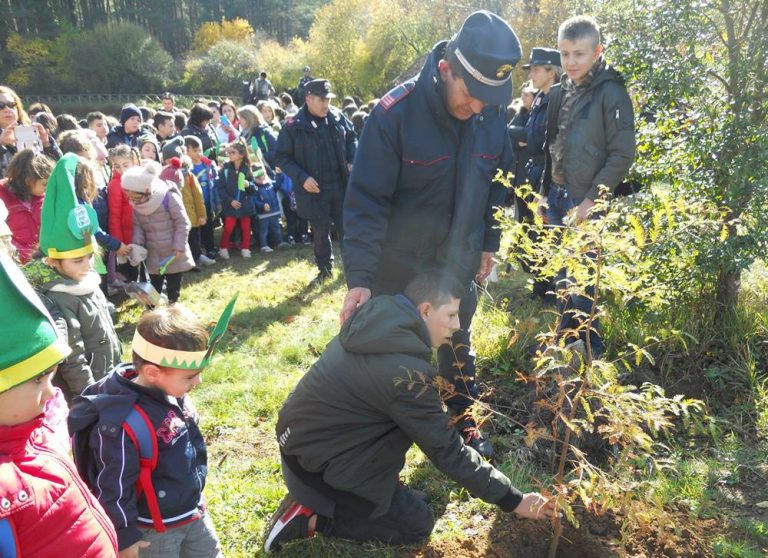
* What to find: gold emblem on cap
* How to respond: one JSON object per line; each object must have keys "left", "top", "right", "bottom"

{"left": 496, "top": 64, "right": 514, "bottom": 78}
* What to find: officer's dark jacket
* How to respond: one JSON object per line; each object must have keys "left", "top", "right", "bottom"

{"left": 68, "top": 364, "right": 208, "bottom": 551}
{"left": 276, "top": 295, "right": 522, "bottom": 518}
{"left": 274, "top": 105, "right": 357, "bottom": 221}
{"left": 525, "top": 91, "right": 551, "bottom": 188}
{"left": 508, "top": 108, "right": 531, "bottom": 188}
{"left": 342, "top": 41, "right": 514, "bottom": 291}
{"left": 542, "top": 65, "right": 635, "bottom": 200}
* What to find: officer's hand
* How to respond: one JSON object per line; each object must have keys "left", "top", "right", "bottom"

{"left": 303, "top": 177, "right": 320, "bottom": 193}
{"left": 339, "top": 287, "right": 371, "bottom": 325}
{"left": 575, "top": 197, "right": 595, "bottom": 223}
{"left": 119, "top": 540, "right": 150, "bottom": 558}
{"left": 536, "top": 196, "right": 548, "bottom": 224}
{"left": 513, "top": 492, "right": 557, "bottom": 520}
{"left": 264, "top": 203, "right": 270, "bottom": 212}
{"left": 475, "top": 251, "right": 495, "bottom": 283}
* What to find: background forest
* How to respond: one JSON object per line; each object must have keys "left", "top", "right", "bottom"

{"left": 1, "top": 0, "right": 568, "bottom": 99}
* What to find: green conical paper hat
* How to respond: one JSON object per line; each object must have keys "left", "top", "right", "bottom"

{"left": 0, "top": 251, "right": 71, "bottom": 392}
{"left": 39, "top": 153, "right": 99, "bottom": 259}
{"left": 131, "top": 294, "right": 238, "bottom": 370}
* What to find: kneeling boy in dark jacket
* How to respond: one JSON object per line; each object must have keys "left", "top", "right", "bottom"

{"left": 264, "top": 274, "right": 556, "bottom": 552}
{"left": 69, "top": 300, "right": 236, "bottom": 558}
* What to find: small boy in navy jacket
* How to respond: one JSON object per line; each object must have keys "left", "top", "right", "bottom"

{"left": 253, "top": 163, "right": 289, "bottom": 253}
{"left": 69, "top": 302, "right": 236, "bottom": 558}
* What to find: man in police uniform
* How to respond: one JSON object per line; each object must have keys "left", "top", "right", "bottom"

{"left": 340, "top": 10, "right": 521, "bottom": 457}
{"left": 297, "top": 66, "right": 314, "bottom": 101}
{"left": 276, "top": 79, "right": 357, "bottom": 285}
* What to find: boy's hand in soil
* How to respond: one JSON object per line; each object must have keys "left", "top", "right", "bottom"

{"left": 514, "top": 492, "right": 557, "bottom": 520}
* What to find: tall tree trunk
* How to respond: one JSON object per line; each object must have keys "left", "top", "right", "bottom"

{"left": 716, "top": 267, "right": 740, "bottom": 314}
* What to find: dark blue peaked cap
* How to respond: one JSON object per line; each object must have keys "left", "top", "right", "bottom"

{"left": 523, "top": 47, "right": 562, "bottom": 69}
{"left": 451, "top": 10, "right": 522, "bottom": 105}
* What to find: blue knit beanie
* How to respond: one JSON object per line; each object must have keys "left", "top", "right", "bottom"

{"left": 120, "top": 103, "right": 143, "bottom": 125}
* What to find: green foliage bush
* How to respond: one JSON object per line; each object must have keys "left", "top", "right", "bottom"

{"left": 68, "top": 24, "right": 174, "bottom": 93}
{"left": 181, "top": 40, "right": 260, "bottom": 97}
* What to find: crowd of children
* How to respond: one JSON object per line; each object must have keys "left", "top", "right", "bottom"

{"left": 0, "top": 155, "right": 236, "bottom": 557}
{"left": 0, "top": 87, "right": 341, "bottom": 310}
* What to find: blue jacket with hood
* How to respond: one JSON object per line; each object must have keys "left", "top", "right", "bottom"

{"left": 68, "top": 364, "right": 209, "bottom": 551}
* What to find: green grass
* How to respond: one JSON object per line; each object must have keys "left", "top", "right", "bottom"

{"left": 712, "top": 536, "right": 766, "bottom": 558}
{"left": 111, "top": 244, "right": 768, "bottom": 557}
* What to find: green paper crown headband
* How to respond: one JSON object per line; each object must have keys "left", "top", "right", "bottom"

{"left": 131, "top": 295, "right": 238, "bottom": 370}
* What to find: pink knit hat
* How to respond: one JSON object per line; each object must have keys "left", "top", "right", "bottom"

{"left": 159, "top": 158, "right": 183, "bottom": 187}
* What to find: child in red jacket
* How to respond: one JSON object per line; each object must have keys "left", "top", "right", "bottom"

{"left": 0, "top": 247, "right": 118, "bottom": 557}
{"left": 107, "top": 145, "right": 140, "bottom": 283}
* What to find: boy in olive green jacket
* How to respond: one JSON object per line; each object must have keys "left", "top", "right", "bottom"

{"left": 539, "top": 15, "right": 636, "bottom": 356}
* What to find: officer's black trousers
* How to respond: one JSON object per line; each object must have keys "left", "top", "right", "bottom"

{"left": 436, "top": 281, "right": 480, "bottom": 415}
{"left": 310, "top": 186, "right": 344, "bottom": 273}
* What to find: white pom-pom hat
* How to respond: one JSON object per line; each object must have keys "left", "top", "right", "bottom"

{"left": 121, "top": 160, "right": 164, "bottom": 194}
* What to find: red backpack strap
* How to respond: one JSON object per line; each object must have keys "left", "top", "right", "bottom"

{"left": 0, "top": 517, "right": 20, "bottom": 558}
{"left": 123, "top": 405, "right": 165, "bottom": 533}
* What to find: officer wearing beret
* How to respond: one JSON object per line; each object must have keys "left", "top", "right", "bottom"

{"left": 341, "top": 11, "right": 521, "bottom": 457}
{"left": 275, "top": 79, "right": 357, "bottom": 284}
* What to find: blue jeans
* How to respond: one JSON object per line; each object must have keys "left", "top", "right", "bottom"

{"left": 547, "top": 184, "right": 604, "bottom": 356}
{"left": 258, "top": 215, "right": 283, "bottom": 248}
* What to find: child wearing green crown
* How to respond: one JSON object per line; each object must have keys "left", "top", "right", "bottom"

{"left": 68, "top": 297, "right": 236, "bottom": 558}
{"left": 23, "top": 153, "right": 121, "bottom": 401}
{"left": 0, "top": 247, "right": 119, "bottom": 557}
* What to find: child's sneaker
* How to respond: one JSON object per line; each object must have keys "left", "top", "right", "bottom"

{"left": 264, "top": 494, "right": 316, "bottom": 553}
{"left": 218, "top": 248, "right": 230, "bottom": 260}
{"left": 301, "top": 234, "right": 311, "bottom": 245}
{"left": 260, "top": 246, "right": 273, "bottom": 253}
{"left": 241, "top": 249, "right": 252, "bottom": 258}
{"left": 198, "top": 254, "right": 216, "bottom": 267}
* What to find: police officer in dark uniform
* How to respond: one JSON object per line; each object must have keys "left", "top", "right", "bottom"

{"left": 508, "top": 48, "right": 562, "bottom": 299}
{"left": 297, "top": 66, "right": 313, "bottom": 102}
{"left": 275, "top": 79, "right": 357, "bottom": 284}
{"left": 340, "top": 11, "right": 522, "bottom": 457}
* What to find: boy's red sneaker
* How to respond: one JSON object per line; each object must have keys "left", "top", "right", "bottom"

{"left": 263, "top": 494, "right": 316, "bottom": 553}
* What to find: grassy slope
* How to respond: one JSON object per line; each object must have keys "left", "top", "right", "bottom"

{"left": 112, "top": 244, "right": 768, "bottom": 557}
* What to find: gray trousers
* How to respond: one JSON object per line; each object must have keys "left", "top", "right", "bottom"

{"left": 138, "top": 513, "right": 223, "bottom": 558}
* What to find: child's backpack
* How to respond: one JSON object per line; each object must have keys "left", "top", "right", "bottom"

{"left": 70, "top": 398, "right": 167, "bottom": 533}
